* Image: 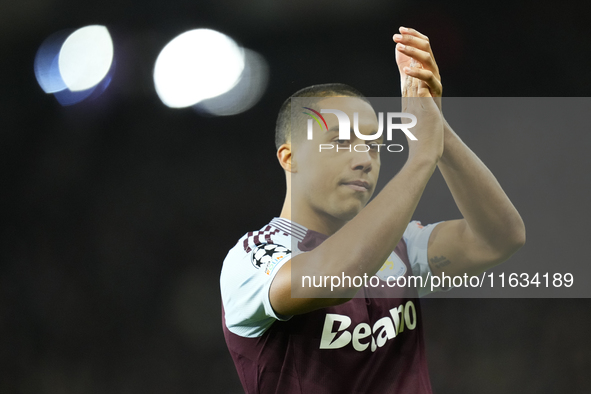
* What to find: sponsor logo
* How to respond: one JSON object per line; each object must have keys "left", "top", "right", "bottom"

{"left": 319, "top": 300, "right": 417, "bottom": 352}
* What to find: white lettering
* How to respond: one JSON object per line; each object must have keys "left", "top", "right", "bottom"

{"left": 352, "top": 276, "right": 362, "bottom": 287}
{"left": 353, "top": 112, "right": 383, "bottom": 141}
{"left": 319, "top": 300, "right": 418, "bottom": 352}
{"left": 312, "top": 276, "right": 323, "bottom": 288}
{"left": 387, "top": 144, "right": 404, "bottom": 152}
{"left": 321, "top": 109, "right": 351, "bottom": 140}
{"left": 373, "top": 317, "right": 396, "bottom": 348}
{"left": 404, "top": 300, "right": 417, "bottom": 330}
{"left": 397, "top": 304, "right": 405, "bottom": 334}
{"left": 369, "top": 275, "right": 380, "bottom": 288}
{"left": 387, "top": 113, "right": 417, "bottom": 140}
{"left": 331, "top": 276, "right": 340, "bottom": 292}
{"left": 306, "top": 110, "right": 417, "bottom": 141}
{"left": 301, "top": 276, "right": 311, "bottom": 287}
{"left": 341, "top": 273, "right": 351, "bottom": 288}
{"left": 319, "top": 143, "right": 404, "bottom": 153}
{"left": 352, "top": 323, "right": 371, "bottom": 351}
{"left": 389, "top": 306, "right": 401, "bottom": 333}
{"left": 353, "top": 144, "right": 370, "bottom": 152}
{"left": 396, "top": 275, "right": 407, "bottom": 288}
{"left": 320, "top": 314, "right": 352, "bottom": 349}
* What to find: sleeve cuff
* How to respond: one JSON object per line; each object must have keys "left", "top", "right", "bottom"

{"left": 262, "top": 257, "right": 293, "bottom": 321}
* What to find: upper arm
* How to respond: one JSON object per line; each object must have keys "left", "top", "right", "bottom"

{"left": 221, "top": 239, "right": 347, "bottom": 335}
{"left": 220, "top": 242, "right": 293, "bottom": 337}
{"left": 269, "top": 255, "right": 351, "bottom": 317}
{"left": 426, "top": 219, "right": 517, "bottom": 278}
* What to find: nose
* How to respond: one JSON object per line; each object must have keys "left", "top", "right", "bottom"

{"left": 350, "top": 148, "right": 373, "bottom": 173}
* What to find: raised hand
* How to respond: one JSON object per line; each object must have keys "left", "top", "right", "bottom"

{"left": 394, "top": 27, "right": 442, "bottom": 106}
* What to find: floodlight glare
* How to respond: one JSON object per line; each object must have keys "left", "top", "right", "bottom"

{"left": 153, "top": 29, "right": 245, "bottom": 108}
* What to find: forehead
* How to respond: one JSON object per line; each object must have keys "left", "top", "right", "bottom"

{"left": 315, "top": 96, "right": 376, "bottom": 121}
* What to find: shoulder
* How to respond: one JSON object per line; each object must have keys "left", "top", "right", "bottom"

{"left": 220, "top": 220, "right": 295, "bottom": 337}
{"left": 222, "top": 222, "right": 293, "bottom": 273}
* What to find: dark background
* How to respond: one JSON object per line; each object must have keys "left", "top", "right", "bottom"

{"left": 2, "top": 0, "right": 591, "bottom": 392}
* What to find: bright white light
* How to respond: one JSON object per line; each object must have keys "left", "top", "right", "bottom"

{"left": 197, "top": 49, "right": 269, "bottom": 116}
{"left": 35, "top": 30, "right": 69, "bottom": 94}
{"left": 59, "top": 25, "right": 114, "bottom": 92}
{"left": 153, "top": 29, "right": 245, "bottom": 108}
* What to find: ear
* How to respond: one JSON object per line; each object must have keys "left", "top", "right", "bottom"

{"left": 277, "top": 143, "right": 296, "bottom": 173}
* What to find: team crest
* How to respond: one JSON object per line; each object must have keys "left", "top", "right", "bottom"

{"left": 251, "top": 243, "right": 291, "bottom": 275}
{"left": 376, "top": 251, "right": 407, "bottom": 281}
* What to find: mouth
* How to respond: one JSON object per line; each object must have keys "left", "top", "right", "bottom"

{"left": 342, "top": 180, "right": 370, "bottom": 192}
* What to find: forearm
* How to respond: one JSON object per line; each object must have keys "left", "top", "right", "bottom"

{"left": 438, "top": 118, "right": 525, "bottom": 253}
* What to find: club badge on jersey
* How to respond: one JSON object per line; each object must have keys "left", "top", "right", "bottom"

{"left": 376, "top": 251, "right": 407, "bottom": 281}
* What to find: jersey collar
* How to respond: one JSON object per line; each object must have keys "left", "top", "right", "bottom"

{"left": 270, "top": 217, "right": 307, "bottom": 242}
{"left": 270, "top": 217, "right": 331, "bottom": 252}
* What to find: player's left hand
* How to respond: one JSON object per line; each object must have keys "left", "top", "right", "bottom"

{"left": 393, "top": 27, "right": 442, "bottom": 107}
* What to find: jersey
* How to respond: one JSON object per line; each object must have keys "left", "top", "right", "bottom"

{"left": 220, "top": 217, "right": 442, "bottom": 394}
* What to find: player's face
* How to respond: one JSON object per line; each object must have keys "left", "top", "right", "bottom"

{"left": 291, "top": 96, "right": 382, "bottom": 223}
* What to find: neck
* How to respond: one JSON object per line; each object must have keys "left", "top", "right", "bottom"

{"left": 280, "top": 191, "right": 346, "bottom": 236}
{"left": 279, "top": 192, "right": 291, "bottom": 221}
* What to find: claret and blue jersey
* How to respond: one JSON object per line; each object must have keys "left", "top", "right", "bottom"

{"left": 220, "top": 217, "right": 444, "bottom": 393}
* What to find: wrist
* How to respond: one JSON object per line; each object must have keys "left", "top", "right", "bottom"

{"left": 406, "top": 147, "right": 441, "bottom": 168}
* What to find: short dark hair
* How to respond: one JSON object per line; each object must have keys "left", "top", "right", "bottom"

{"left": 274, "top": 83, "right": 367, "bottom": 150}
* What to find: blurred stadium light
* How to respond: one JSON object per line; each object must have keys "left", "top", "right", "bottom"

{"left": 195, "top": 48, "right": 269, "bottom": 116}
{"left": 153, "top": 29, "right": 245, "bottom": 108}
{"left": 34, "top": 25, "right": 115, "bottom": 106}
{"left": 59, "top": 25, "right": 113, "bottom": 91}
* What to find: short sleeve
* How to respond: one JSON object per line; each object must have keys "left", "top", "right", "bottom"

{"left": 220, "top": 241, "right": 293, "bottom": 338}
{"left": 403, "top": 220, "right": 446, "bottom": 297}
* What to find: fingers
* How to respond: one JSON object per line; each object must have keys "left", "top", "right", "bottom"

{"left": 393, "top": 32, "right": 431, "bottom": 55}
{"left": 393, "top": 26, "right": 442, "bottom": 99}
{"left": 399, "top": 26, "right": 429, "bottom": 44}
{"left": 395, "top": 42, "right": 438, "bottom": 75}
{"left": 403, "top": 66, "right": 442, "bottom": 97}
{"left": 393, "top": 26, "right": 439, "bottom": 75}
